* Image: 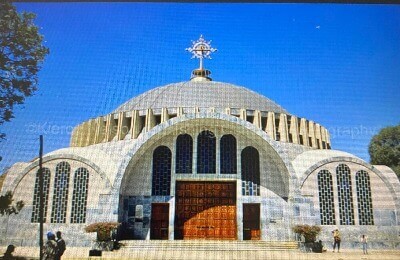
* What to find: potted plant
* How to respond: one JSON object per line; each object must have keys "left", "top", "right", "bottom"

{"left": 292, "top": 224, "right": 321, "bottom": 243}
{"left": 292, "top": 224, "right": 321, "bottom": 252}
{"left": 85, "top": 222, "right": 120, "bottom": 251}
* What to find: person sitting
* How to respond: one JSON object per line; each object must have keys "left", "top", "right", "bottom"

{"left": 2, "top": 245, "right": 15, "bottom": 259}
{"left": 1, "top": 245, "right": 26, "bottom": 260}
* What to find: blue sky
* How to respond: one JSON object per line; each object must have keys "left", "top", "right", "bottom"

{"left": 0, "top": 3, "right": 399, "bottom": 173}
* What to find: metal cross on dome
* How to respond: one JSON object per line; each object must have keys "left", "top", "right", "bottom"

{"left": 186, "top": 35, "right": 217, "bottom": 70}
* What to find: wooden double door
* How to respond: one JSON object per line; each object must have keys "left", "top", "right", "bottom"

{"left": 175, "top": 181, "right": 237, "bottom": 240}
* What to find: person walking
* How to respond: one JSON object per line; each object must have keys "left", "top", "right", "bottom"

{"left": 360, "top": 234, "right": 368, "bottom": 254}
{"left": 332, "top": 229, "right": 341, "bottom": 253}
{"left": 43, "top": 232, "right": 58, "bottom": 260}
{"left": 55, "top": 231, "right": 66, "bottom": 260}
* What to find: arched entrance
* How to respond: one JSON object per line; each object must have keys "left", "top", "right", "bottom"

{"left": 118, "top": 115, "right": 292, "bottom": 241}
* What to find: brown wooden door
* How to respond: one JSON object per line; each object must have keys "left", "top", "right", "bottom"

{"left": 175, "top": 181, "right": 236, "bottom": 240}
{"left": 150, "top": 203, "right": 169, "bottom": 240}
{"left": 243, "top": 203, "right": 261, "bottom": 240}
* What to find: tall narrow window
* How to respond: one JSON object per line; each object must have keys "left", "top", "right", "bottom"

{"left": 51, "top": 162, "right": 70, "bottom": 223}
{"left": 317, "top": 170, "right": 336, "bottom": 225}
{"left": 70, "top": 167, "right": 89, "bottom": 223}
{"left": 175, "top": 134, "right": 193, "bottom": 174}
{"left": 356, "top": 170, "right": 374, "bottom": 225}
{"left": 152, "top": 146, "right": 172, "bottom": 196}
{"left": 31, "top": 168, "right": 51, "bottom": 223}
{"left": 197, "top": 130, "right": 216, "bottom": 174}
{"left": 241, "top": 146, "right": 260, "bottom": 196}
{"left": 220, "top": 134, "right": 237, "bottom": 174}
{"left": 336, "top": 164, "right": 354, "bottom": 225}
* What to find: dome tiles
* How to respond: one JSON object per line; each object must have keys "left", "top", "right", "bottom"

{"left": 113, "top": 81, "right": 289, "bottom": 114}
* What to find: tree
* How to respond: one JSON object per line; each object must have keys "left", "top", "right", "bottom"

{"left": 0, "top": 191, "right": 24, "bottom": 216}
{"left": 0, "top": 0, "right": 49, "bottom": 142}
{"left": 368, "top": 125, "right": 400, "bottom": 178}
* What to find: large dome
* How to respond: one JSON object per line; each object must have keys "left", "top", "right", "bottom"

{"left": 113, "top": 81, "right": 289, "bottom": 114}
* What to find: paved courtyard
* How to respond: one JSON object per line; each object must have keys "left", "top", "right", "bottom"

{"left": 2, "top": 246, "right": 400, "bottom": 260}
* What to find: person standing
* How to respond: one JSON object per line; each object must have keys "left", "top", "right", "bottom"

{"left": 43, "top": 232, "right": 58, "bottom": 260}
{"left": 332, "top": 229, "right": 341, "bottom": 253}
{"left": 360, "top": 234, "right": 368, "bottom": 254}
{"left": 55, "top": 231, "right": 66, "bottom": 260}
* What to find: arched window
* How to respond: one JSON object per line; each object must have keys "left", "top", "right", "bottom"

{"left": 175, "top": 134, "right": 193, "bottom": 174}
{"left": 336, "top": 164, "right": 354, "bottom": 225}
{"left": 356, "top": 170, "right": 374, "bottom": 225}
{"left": 152, "top": 146, "right": 172, "bottom": 196}
{"left": 71, "top": 167, "right": 89, "bottom": 223}
{"left": 31, "top": 168, "right": 51, "bottom": 223}
{"left": 197, "top": 130, "right": 216, "bottom": 174}
{"left": 51, "top": 162, "right": 71, "bottom": 223}
{"left": 317, "top": 170, "right": 336, "bottom": 225}
{"left": 220, "top": 134, "right": 237, "bottom": 174}
{"left": 241, "top": 146, "right": 260, "bottom": 196}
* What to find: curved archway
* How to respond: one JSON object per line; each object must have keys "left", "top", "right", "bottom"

{"left": 118, "top": 114, "right": 292, "bottom": 198}
{"left": 9, "top": 154, "right": 112, "bottom": 193}
{"left": 118, "top": 115, "right": 292, "bottom": 240}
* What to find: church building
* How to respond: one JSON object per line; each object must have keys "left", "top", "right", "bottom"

{"left": 1, "top": 36, "right": 399, "bottom": 248}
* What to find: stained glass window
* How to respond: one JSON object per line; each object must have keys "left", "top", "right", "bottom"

{"left": 175, "top": 134, "right": 193, "bottom": 174}
{"left": 197, "top": 130, "right": 216, "bottom": 174}
{"left": 317, "top": 170, "right": 336, "bottom": 225}
{"left": 241, "top": 146, "right": 260, "bottom": 196}
{"left": 220, "top": 134, "right": 237, "bottom": 174}
{"left": 336, "top": 164, "right": 354, "bottom": 225}
{"left": 51, "top": 162, "right": 70, "bottom": 223}
{"left": 356, "top": 170, "right": 374, "bottom": 225}
{"left": 70, "top": 167, "right": 89, "bottom": 223}
{"left": 152, "top": 146, "right": 172, "bottom": 196}
{"left": 31, "top": 168, "right": 51, "bottom": 223}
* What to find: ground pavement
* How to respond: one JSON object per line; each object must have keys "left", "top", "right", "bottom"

{"left": 1, "top": 246, "right": 400, "bottom": 260}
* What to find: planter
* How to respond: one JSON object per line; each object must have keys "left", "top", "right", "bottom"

{"left": 97, "top": 230, "right": 111, "bottom": 241}
{"left": 93, "top": 240, "right": 114, "bottom": 251}
{"left": 85, "top": 222, "right": 120, "bottom": 251}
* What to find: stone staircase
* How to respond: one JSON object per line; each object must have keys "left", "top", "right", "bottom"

{"left": 116, "top": 240, "right": 298, "bottom": 251}
{"left": 100, "top": 240, "right": 299, "bottom": 259}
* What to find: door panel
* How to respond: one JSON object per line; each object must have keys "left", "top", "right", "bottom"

{"left": 150, "top": 203, "right": 169, "bottom": 240}
{"left": 175, "top": 181, "right": 236, "bottom": 240}
{"left": 243, "top": 203, "right": 261, "bottom": 240}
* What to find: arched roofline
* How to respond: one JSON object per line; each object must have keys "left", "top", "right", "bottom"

{"left": 299, "top": 156, "right": 400, "bottom": 218}
{"left": 8, "top": 154, "right": 112, "bottom": 193}
{"left": 112, "top": 112, "right": 295, "bottom": 198}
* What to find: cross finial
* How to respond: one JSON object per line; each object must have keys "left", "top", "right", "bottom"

{"left": 185, "top": 35, "right": 217, "bottom": 70}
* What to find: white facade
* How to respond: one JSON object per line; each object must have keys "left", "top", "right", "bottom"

{"left": 1, "top": 77, "right": 399, "bottom": 248}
